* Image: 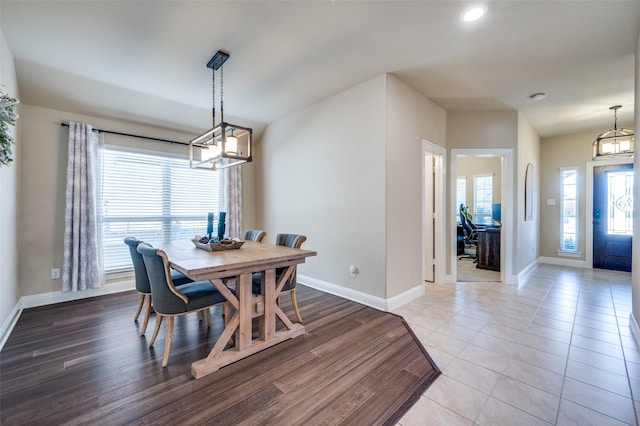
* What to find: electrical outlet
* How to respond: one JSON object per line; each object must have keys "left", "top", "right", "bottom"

{"left": 51, "top": 268, "right": 61, "bottom": 280}
{"left": 349, "top": 265, "right": 358, "bottom": 278}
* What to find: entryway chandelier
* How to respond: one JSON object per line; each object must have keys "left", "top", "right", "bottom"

{"left": 593, "top": 105, "right": 634, "bottom": 160}
{"left": 190, "top": 50, "right": 252, "bottom": 170}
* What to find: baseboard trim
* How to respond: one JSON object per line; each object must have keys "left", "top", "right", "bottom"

{"left": 517, "top": 260, "right": 538, "bottom": 282}
{"left": 538, "top": 256, "right": 589, "bottom": 269}
{"left": 0, "top": 301, "right": 23, "bottom": 352}
{"left": 297, "top": 275, "right": 424, "bottom": 312}
{"left": 1, "top": 280, "right": 134, "bottom": 352}
{"left": 21, "top": 280, "right": 135, "bottom": 309}
{"left": 630, "top": 312, "right": 640, "bottom": 350}
{"left": 387, "top": 284, "right": 425, "bottom": 311}
{"left": 298, "top": 275, "right": 387, "bottom": 310}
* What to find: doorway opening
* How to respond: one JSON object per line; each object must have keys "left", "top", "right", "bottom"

{"left": 451, "top": 149, "right": 514, "bottom": 284}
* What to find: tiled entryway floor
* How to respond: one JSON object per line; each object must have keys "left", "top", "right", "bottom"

{"left": 394, "top": 264, "right": 639, "bottom": 425}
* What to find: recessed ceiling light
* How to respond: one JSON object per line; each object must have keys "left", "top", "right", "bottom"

{"left": 461, "top": 4, "right": 487, "bottom": 22}
{"left": 528, "top": 92, "right": 547, "bottom": 101}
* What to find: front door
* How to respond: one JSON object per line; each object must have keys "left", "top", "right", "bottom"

{"left": 593, "top": 163, "right": 633, "bottom": 272}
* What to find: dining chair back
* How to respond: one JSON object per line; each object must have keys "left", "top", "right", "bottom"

{"left": 252, "top": 233, "right": 306, "bottom": 323}
{"left": 124, "top": 237, "right": 194, "bottom": 335}
{"left": 136, "top": 243, "right": 232, "bottom": 367}
{"left": 244, "top": 229, "right": 267, "bottom": 242}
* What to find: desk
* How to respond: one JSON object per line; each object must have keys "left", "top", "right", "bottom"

{"left": 476, "top": 228, "right": 500, "bottom": 271}
{"left": 153, "top": 240, "right": 317, "bottom": 379}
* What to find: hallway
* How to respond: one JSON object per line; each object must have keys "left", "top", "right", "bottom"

{"left": 395, "top": 265, "right": 637, "bottom": 425}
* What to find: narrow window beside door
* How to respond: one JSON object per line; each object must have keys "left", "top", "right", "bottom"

{"left": 559, "top": 167, "right": 579, "bottom": 255}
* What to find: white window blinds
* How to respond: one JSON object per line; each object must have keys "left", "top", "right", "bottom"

{"left": 473, "top": 174, "right": 493, "bottom": 226}
{"left": 101, "top": 147, "right": 220, "bottom": 273}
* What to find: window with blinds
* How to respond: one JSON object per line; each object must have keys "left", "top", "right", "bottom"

{"left": 101, "top": 147, "right": 220, "bottom": 273}
{"left": 473, "top": 174, "right": 493, "bottom": 226}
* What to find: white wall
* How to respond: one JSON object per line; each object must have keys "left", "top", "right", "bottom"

{"left": 0, "top": 30, "right": 20, "bottom": 333}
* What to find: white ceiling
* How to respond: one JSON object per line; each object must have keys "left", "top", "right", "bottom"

{"left": 2, "top": 1, "right": 639, "bottom": 139}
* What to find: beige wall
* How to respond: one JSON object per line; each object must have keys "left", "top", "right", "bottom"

{"left": 539, "top": 129, "right": 593, "bottom": 260}
{"left": 17, "top": 103, "right": 257, "bottom": 297}
{"left": 446, "top": 111, "right": 518, "bottom": 276}
{"left": 258, "top": 74, "right": 446, "bottom": 300}
{"left": 456, "top": 156, "right": 502, "bottom": 212}
{"left": 0, "top": 30, "right": 20, "bottom": 330}
{"left": 258, "top": 75, "right": 388, "bottom": 298}
{"left": 516, "top": 113, "right": 540, "bottom": 271}
{"left": 385, "top": 74, "right": 446, "bottom": 298}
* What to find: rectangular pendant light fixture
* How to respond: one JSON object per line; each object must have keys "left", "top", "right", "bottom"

{"left": 190, "top": 51, "right": 252, "bottom": 170}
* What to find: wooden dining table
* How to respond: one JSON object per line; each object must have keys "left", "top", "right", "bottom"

{"left": 152, "top": 239, "right": 317, "bottom": 379}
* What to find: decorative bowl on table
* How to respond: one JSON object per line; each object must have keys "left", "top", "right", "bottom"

{"left": 192, "top": 237, "right": 244, "bottom": 252}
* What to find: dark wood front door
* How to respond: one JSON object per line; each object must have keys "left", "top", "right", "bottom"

{"left": 593, "top": 163, "right": 633, "bottom": 272}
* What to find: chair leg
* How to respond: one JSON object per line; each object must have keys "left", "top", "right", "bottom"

{"left": 150, "top": 314, "right": 163, "bottom": 346}
{"left": 140, "top": 294, "right": 152, "bottom": 335}
{"left": 134, "top": 294, "right": 145, "bottom": 321}
{"left": 290, "top": 289, "right": 303, "bottom": 323}
{"left": 162, "top": 316, "right": 174, "bottom": 368}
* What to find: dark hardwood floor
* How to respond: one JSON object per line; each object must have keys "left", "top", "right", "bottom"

{"left": 0, "top": 285, "right": 440, "bottom": 425}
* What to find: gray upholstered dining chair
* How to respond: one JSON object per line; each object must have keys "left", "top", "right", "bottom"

{"left": 244, "top": 229, "right": 267, "bottom": 242}
{"left": 137, "top": 243, "right": 232, "bottom": 367}
{"left": 124, "top": 237, "right": 194, "bottom": 335}
{"left": 252, "top": 233, "right": 306, "bottom": 323}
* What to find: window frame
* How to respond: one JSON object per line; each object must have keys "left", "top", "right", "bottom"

{"left": 472, "top": 173, "right": 493, "bottom": 226}
{"left": 558, "top": 166, "right": 580, "bottom": 256}
{"left": 100, "top": 144, "right": 222, "bottom": 274}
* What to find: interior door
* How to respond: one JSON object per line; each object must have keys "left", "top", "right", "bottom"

{"left": 424, "top": 152, "right": 435, "bottom": 282}
{"left": 593, "top": 163, "right": 633, "bottom": 272}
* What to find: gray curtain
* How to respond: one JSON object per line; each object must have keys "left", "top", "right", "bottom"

{"left": 220, "top": 163, "right": 243, "bottom": 239}
{"left": 62, "top": 121, "right": 103, "bottom": 292}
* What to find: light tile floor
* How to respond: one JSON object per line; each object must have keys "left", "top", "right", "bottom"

{"left": 394, "top": 264, "right": 639, "bottom": 425}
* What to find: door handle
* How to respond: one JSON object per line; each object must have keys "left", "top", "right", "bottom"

{"left": 593, "top": 208, "right": 600, "bottom": 225}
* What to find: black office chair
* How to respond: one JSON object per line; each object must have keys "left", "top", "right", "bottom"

{"left": 459, "top": 204, "right": 478, "bottom": 260}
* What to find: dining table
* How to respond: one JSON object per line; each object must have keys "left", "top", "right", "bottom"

{"left": 151, "top": 239, "right": 317, "bottom": 379}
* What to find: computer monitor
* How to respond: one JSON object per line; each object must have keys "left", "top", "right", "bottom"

{"left": 492, "top": 203, "right": 501, "bottom": 226}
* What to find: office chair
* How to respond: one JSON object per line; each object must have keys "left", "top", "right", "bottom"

{"left": 459, "top": 204, "right": 478, "bottom": 260}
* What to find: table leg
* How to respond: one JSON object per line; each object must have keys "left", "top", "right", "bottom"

{"left": 258, "top": 268, "right": 276, "bottom": 340}
{"left": 191, "top": 269, "right": 305, "bottom": 379}
{"left": 236, "top": 272, "right": 252, "bottom": 350}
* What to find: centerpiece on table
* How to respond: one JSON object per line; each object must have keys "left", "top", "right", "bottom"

{"left": 192, "top": 235, "right": 244, "bottom": 251}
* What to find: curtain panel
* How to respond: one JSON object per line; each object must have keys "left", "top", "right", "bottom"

{"left": 221, "top": 161, "right": 243, "bottom": 239}
{"left": 62, "top": 122, "right": 103, "bottom": 292}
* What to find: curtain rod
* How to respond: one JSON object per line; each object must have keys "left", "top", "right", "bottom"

{"left": 60, "top": 122, "right": 189, "bottom": 146}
